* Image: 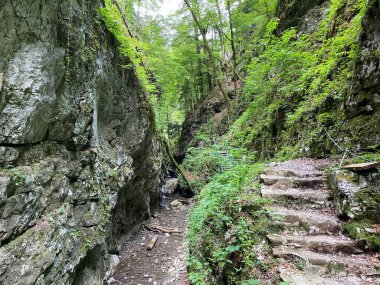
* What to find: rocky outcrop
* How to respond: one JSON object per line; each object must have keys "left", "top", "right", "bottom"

{"left": 344, "top": 0, "right": 380, "bottom": 150}
{"left": 275, "top": 0, "right": 327, "bottom": 33}
{"left": 329, "top": 168, "right": 380, "bottom": 222}
{"left": 254, "top": 0, "right": 380, "bottom": 157}
{"left": 0, "top": 1, "right": 161, "bottom": 284}
{"left": 177, "top": 85, "right": 233, "bottom": 156}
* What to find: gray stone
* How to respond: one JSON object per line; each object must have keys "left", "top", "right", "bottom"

{"left": 0, "top": 147, "right": 19, "bottom": 165}
{"left": 261, "top": 186, "right": 329, "bottom": 202}
{"left": 269, "top": 206, "right": 341, "bottom": 234}
{"left": 0, "top": 43, "right": 65, "bottom": 144}
{"left": 329, "top": 169, "right": 380, "bottom": 222}
{"left": 268, "top": 233, "right": 355, "bottom": 253}
{"left": 0, "top": 73, "right": 3, "bottom": 90}
{"left": 162, "top": 178, "right": 179, "bottom": 195}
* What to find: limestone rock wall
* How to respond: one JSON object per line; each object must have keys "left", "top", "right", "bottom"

{"left": 0, "top": 1, "right": 161, "bottom": 284}
{"left": 329, "top": 168, "right": 380, "bottom": 223}
{"left": 344, "top": 0, "right": 380, "bottom": 149}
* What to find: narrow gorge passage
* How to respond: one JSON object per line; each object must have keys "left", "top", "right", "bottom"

{"left": 110, "top": 197, "right": 193, "bottom": 285}
{"left": 1, "top": 0, "right": 379, "bottom": 284}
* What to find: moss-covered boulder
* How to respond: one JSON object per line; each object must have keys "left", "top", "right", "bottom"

{"left": 329, "top": 168, "right": 380, "bottom": 222}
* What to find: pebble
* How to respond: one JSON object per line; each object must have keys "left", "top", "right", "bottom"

{"left": 165, "top": 233, "right": 170, "bottom": 238}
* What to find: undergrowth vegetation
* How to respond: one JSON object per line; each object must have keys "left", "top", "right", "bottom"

{"left": 228, "top": 0, "right": 369, "bottom": 159}
{"left": 344, "top": 220, "right": 380, "bottom": 250}
{"left": 181, "top": 141, "right": 283, "bottom": 284}
{"left": 180, "top": 142, "right": 256, "bottom": 193}
{"left": 186, "top": 156, "right": 280, "bottom": 284}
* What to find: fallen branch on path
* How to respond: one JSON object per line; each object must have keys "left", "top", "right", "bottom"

{"left": 144, "top": 224, "right": 183, "bottom": 234}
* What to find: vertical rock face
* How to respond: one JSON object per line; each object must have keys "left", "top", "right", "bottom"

{"left": 329, "top": 168, "right": 380, "bottom": 223}
{"left": 344, "top": 0, "right": 380, "bottom": 148}
{"left": 275, "top": 0, "right": 326, "bottom": 33}
{"left": 0, "top": 1, "right": 161, "bottom": 284}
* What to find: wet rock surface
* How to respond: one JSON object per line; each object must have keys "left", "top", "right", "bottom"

{"left": 0, "top": 1, "right": 161, "bottom": 284}
{"left": 262, "top": 159, "right": 380, "bottom": 285}
{"left": 110, "top": 198, "right": 192, "bottom": 285}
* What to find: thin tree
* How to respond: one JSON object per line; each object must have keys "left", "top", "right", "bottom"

{"left": 226, "top": 0, "right": 238, "bottom": 97}
{"left": 183, "top": 0, "right": 231, "bottom": 109}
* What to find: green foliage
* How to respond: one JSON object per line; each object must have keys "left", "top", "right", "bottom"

{"left": 180, "top": 140, "right": 257, "bottom": 192}
{"left": 228, "top": 0, "right": 368, "bottom": 158}
{"left": 98, "top": 1, "right": 155, "bottom": 94}
{"left": 344, "top": 219, "right": 380, "bottom": 250}
{"left": 186, "top": 157, "right": 278, "bottom": 284}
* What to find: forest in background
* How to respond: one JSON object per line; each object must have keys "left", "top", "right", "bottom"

{"left": 100, "top": 0, "right": 278, "bottom": 140}
{"left": 100, "top": 0, "right": 379, "bottom": 159}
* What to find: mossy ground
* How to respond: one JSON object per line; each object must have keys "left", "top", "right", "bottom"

{"left": 344, "top": 219, "right": 380, "bottom": 250}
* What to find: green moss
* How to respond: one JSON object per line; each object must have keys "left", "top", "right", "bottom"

{"left": 335, "top": 170, "right": 358, "bottom": 183}
{"left": 226, "top": 0, "right": 370, "bottom": 158}
{"left": 344, "top": 219, "right": 380, "bottom": 250}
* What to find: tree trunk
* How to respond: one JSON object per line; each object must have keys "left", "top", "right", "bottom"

{"left": 194, "top": 24, "right": 204, "bottom": 99}
{"left": 215, "top": 0, "right": 227, "bottom": 62}
{"left": 226, "top": 0, "right": 238, "bottom": 97}
{"left": 183, "top": 0, "right": 230, "bottom": 109}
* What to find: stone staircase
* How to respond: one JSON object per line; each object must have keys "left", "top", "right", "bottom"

{"left": 260, "top": 159, "right": 380, "bottom": 285}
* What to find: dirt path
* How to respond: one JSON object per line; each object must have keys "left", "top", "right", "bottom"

{"left": 110, "top": 198, "right": 192, "bottom": 285}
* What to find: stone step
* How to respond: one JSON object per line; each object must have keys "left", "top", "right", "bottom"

{"left": 268, "top": 234, "right": 357, "bottom": 253}
{"left": 273, "top": 246, "right": 380, "bottom": 275}
{"left": 264, "top": 158, "right": 330, "bottom": 177}
{"left": 280, "top": 268, "right": 379, "bottom": 285}
{"left": 264, "top": 168, "right": 324, "bottom": 178}
{"left": 269, "top": 206, "right": 341, "bottom": 234}
{"left": 260, "top": 174, "right": 326, "bottom": 189}
{"left": 261, "top": 186, "right": 330, "bottom": 203}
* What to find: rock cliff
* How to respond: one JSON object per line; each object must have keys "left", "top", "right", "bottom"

{"left": 0, "top": 0, "right": 161, "bottom": 284}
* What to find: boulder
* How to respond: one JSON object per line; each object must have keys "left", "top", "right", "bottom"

{"left": 329, "top": 168, "right": 380, "bottom": 222}
{"left": 162, "top": 178, "right": 179, "bottom": 195}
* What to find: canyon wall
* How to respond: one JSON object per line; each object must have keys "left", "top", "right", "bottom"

{"left": 0, "top": 0, "right": 161, "bottom": 284}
